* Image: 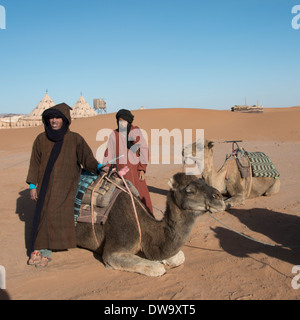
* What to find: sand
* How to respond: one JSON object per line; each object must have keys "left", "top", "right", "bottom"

{"left": 1, "top": 107, "right": 300, "bottom": 300}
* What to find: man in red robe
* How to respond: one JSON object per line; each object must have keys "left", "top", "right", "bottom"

{"left": 103, "top": 109, "right": 153, "bottom": 215}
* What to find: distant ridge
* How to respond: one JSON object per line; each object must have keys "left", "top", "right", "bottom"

{"left": 0, "top": 113, "right": 24, "bottom": 118}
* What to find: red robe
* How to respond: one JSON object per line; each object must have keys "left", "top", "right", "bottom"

{"left": 104, "top": 125, "right": 153, "bottom": 215}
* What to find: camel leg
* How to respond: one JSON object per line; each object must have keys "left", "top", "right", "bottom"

{"left": 161, "top": 250, "right": 185, "bottom": 268}
{"left": 103, "top": 251, "right": 166, "bottom": 277}
{"left": 263, "top": 179, "right": 280, "bottom": 196}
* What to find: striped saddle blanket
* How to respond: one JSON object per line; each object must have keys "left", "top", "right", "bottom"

{"left": 246, "top": 151, "right": 280, "bottom": 178}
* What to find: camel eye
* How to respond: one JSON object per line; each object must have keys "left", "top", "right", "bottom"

{"left": 185, "top": 185, "right": 196, "bottom": 194}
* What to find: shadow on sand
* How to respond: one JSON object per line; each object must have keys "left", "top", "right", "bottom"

{"left": 15, "top": 189, "right": 35, "bottom": 257}
{"left": 211, "top": 208, "right": 300, "bottom": 265}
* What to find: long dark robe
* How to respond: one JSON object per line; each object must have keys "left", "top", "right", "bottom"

{"left": 27, "top": 105, "right": 98, "bottom": 250}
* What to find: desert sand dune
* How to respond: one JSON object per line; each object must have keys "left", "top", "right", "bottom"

{"left": 1, "top": 107, "right": 300, "bottom": 300}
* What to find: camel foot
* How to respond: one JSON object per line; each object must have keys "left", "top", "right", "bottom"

{"left": 162, "top": 250, "right": 185, "bottom": 268}
{"left": 264, "top": 179, "right": 280, "bottom": 197}
{"left": 104, "top": 252, "right": 166, "bottom": 277}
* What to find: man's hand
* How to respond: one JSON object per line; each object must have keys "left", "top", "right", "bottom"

{"left": 30, "top": 189, "right": 38, "bottom": 202}
{"left": 139, "top": 170, "right": 145, "bottom": 181}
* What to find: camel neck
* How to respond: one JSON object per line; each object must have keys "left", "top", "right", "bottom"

{"left": 142, "top": 197, "right": 196, "bottom": 261}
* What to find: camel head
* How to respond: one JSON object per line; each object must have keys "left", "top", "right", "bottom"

{"left": 168, "top": 173, "right": 225, "bottom": 214}
{"left": 205, "top": 140, "right": 214, "bottom": 149}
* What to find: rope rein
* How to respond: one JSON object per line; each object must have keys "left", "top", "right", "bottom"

{"left": 217, "top": 147, "right": 246, "bottom": 174}
{"left": 118, "top": 174, "right": 143, "bottom": 251}
{"left": 90, "top": 170, "right": 299, "bottom": 252}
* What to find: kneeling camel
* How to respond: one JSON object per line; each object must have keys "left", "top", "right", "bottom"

{"left": 76, "top": 173, "right": 225, "bottom": 277}
{"left": 183, "top": 140, "right": 280, "bottom": 209}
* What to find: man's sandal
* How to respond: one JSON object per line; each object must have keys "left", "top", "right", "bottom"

{"left": 28, "top": 250, "right": 42, "bottom": 266}
{"left": 35, "top": 256, "right": 52, "bottom": 268}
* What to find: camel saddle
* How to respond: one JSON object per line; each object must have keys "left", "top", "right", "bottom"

{"left": 235, "top": 152, "right": 251, "bottom": 179}
{"left": 229, "top": 141, "right": 280, "bottom": 179}
{"left": 74, "top": 170, "right": 139, "bottom": 225}
{"left": 245, "top": 151, "right": 280, "bottom": 178}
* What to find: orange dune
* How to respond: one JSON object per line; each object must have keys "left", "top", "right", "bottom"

{"left": 70, "top": 106, "right": 300, "bottom": 146}
{"left": 1, "top": 107, "right": 300, "bottom": 300}
{"left": 1, "top": 107, "right": 300, "bottom": 153}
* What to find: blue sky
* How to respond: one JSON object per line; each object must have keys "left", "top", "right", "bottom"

{"left": 0, "top": 0, "right": 299, "bottom": 114}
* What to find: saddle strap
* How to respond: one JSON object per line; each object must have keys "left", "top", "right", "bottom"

{"left": 90, "top": 173, "right": 108, "bottom": 248}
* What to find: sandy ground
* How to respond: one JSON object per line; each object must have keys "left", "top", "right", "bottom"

{"left": 1, "top": 107, "right": 300, "bottom": 300}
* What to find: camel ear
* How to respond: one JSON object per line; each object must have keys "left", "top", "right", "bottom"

{"left": 168, "top": 178, "right": 175, "bottom": 190}
{"left": 208, "top": 141, "right": 214, "bottom": 149}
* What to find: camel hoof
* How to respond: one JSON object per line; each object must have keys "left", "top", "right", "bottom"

{"left": 104, "top": 259, "right": 166, "bottom": 277}
{"left": 147, "top": 263, "right": 166, "bottom": 277}
{"left": 162, "top": 250, "right": 185, "bottom": 267}
{"left": 137, "top": 261, "right": 166, "bottom": 277}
